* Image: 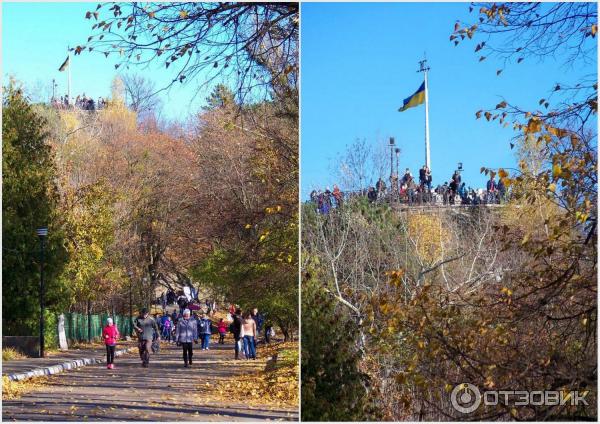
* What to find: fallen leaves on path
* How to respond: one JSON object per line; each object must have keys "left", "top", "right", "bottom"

{"left": 196, "top": 342, "right": 298, "bottom": 407}
{"left": 2, "top": 376, "right": 49, "bottom": 400}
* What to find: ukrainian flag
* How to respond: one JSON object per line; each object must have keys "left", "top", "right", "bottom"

{"left": 398, "top": 81, "right": 425, "bottom": 112}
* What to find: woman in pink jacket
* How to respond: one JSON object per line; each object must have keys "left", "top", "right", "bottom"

{"left": 102, "top": 317, "right": 120, "bottom": 369}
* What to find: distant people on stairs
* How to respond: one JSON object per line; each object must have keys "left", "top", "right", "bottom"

{"left": 133, "top": 308, "right": 160, "bottom": 368}
{"left": 175, "top": 309, "right": 198, "bottom": 368}
{"left": 102, "top": 317, "right": 120, "bottom": 369}
{"left": 241, "top": 311, "right": 257, "bottom": 360}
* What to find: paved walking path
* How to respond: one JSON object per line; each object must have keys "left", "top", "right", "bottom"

{"left": 3, "top": 341, "right": 298, "bottom": 421}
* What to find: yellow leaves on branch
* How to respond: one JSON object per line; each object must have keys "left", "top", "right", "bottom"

{"left": 526, "top": 118, "right": 542, "bottom": 134}
{"left": 552, "top": 163, "right": 562, "bottom": 179}
{"left": 385, "top": 269, "right": 405, "bottom": 287}
{"left": 407, "top": 214, "right": 448, "bottom": 264}
{"left": 265, "top": 205, "right": 283, "bottom": 214}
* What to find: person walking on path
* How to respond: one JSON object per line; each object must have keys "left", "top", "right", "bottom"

{"left": 217, "top": 318, "right": 227, "bottom": 344}
{"left": 241, "top": 311, "right": 257, "bottom": 360}
{"left": 230, "top": 308, "right": 243, "bottom": 360}
{"left": 264, "top": 322, "right": 274, "bottom": 344}
{"left": 133, "top": 308, "right": 160, "bottom": 368}
{"left": 198, "top": 313, "right": 212, "bottom": 350}
{"left": 102, "top": 317, "right": 120, "bottom": 369}
{"left": 252, "top": 308, "right": 264, "bottom": 338}
{"left": 162, "top": 316, "right": 173, "bottom": 343}
{"left": 175, "top": 309, "right": 198, "bottom": 368}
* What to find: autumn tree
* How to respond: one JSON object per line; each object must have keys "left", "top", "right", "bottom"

{"left": 120, "top": 73, "right": 162, "bottom": 121}
{"left": 189, "top": 93, "right": 298, "bottom": 338}
{"left": 2, "top": 84, "right": 68, "bottom": 336}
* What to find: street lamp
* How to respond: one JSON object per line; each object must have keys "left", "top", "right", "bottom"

{"left": 128, "top": 271, "right": 133, "bottom": 335}
{"left": 36, "top": 227, "right": 48, "bottom": 358}
{"left": 389, "top": 137, "right": 395, "bottom": 184}
{"left": 142, "top": 277, "right": 148, "bottom": 311}
{"left": 395, "top": 147, "right": 401, "bottom": 201}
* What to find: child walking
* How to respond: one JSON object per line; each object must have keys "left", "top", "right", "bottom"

{"left": 102, "top": 317, "right": 120, "bottom": 369}
{"left": 218, "top": 318, "right": 227, "bottom": 344}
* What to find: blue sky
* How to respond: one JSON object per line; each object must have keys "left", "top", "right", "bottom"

{"left": 2, "top": 2, "right": 214, "bottom": 120}
{"left": 300, "top": 2, "right": 597, "bottom": 198}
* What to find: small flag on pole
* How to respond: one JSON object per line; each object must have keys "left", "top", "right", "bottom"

{"left": 58, "top": 56, "right": 70, "bottom": 72}
{"left": 398, "top": 81, "right": 425, "bottom": 112}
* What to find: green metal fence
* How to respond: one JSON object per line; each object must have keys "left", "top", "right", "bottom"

{"left": 60, "top": 312, "right": 133, "bottom": 342}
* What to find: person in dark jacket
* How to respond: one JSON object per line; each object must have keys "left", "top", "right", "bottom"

{"left": 367, "top": 186, "right": 377, "bottom": 203}
{"left": 230, "top": 308, "right": 243, "bottom": 360}
{"left": 251, "top": 308, "right": 264, "bottom": 342}
{"left": 177, "top": 295, "right": 188, "bottom": 315}
{"left": 497, "top": 178, "right": 506, "bottom": 203}
{"left": 175, "top": 309, "right": 198, "bottom": 368}
{"left": 133, "top": 308, "right": 160, "bottom": 368}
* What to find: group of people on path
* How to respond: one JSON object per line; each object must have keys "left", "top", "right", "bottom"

{"left": 228, "top": 307, "right": 267, "bottom": 361}
{"left": 101, "top": 305, "right": 269, "bottom": 369}
{"left": 156, "top": 287, "right": 217, "bottom": 317}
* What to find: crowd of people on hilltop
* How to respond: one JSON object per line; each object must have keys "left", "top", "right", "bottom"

{"left": 50, "top": 94, "right": 108, "bottom": 111}
{"left": 310, "top": 165, "right": 509, "bottom": 214}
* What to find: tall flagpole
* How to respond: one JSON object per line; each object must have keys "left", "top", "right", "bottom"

{"left": 417, "top": 58, "right": 431, "bottom": 170}
{"left": 67, "top": 46, "right": 72, "bottom": 105}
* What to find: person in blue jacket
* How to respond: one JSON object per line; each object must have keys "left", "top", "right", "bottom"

{"left": 198, "top": 312, "right": 213, "bottom": 350}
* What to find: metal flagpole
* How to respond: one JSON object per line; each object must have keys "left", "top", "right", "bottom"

{"left": 418, "top": 58, "right": 431, "bottom": 170}
{"left": 67, "top": 46, "right": 72, "bottom": 105}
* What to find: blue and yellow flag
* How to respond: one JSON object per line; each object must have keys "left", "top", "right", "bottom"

{"left": 398, "top": 81, "right": 425, "bottom": 112}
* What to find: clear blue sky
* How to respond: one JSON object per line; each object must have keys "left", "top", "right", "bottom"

{"left": 2, "top": 2, "right": 215, "bottom": 120}
{"left": 300, "top": 2, "right": 597, "bottom": 198}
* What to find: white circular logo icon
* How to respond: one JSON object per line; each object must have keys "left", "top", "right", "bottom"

{"left": 450, "top": 383, "right": 481, "bottom": 414}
